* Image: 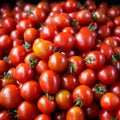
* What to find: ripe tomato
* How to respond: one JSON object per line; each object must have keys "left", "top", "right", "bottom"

{"left": 53, "top": 110, "right": 66, "bottom": 120}
{"left": 37, "top": 94, "right": 56, "bottom": 114}
{"left": 61, "top": 73, "right": 79, "bottom": 92}
{"left": 72, "top": 85, "right": 93, "bottom": 107}
{"left": 53, "top": 32, "right": 75, "bottom": 52}
{"left": 0, "top": 84, "right": 22, "bottom": 109}
{"left": 20, "top": 80, "right": 42, "bottom": 101}
{"left": 0, "top": 35, "right": 12, "bottom": 50}
{"left": 24, "top": 27, "right": 39, "bottom": 44}
{"left": 100, "top": 92, "right": 120, "bottom": 111}
{"left": 85, "top": 51, "right": 105, "bottom": 70}
{"left": 68, "top": 56, "right": 85, "bottom": 75}
{"left": 48, "top": 52, "right": 68, "bottom": 73}
{"left": 14, "top": 63, "right": 34, "bottom": 83}
{"left": 17, "top": 101, "right": 39, "bottom": 120}
{"left": 66, "top": 106, "right": 85, "bottom": 120}
{"left": 75, "top": 26, "right": 96, "bottom": 51}
{"left": 39, "top": 69, "right": 60, "bottom": 95}
{"left": 35, "top": 114, "right": 52, "bottom": 120}
{"left": 32, "top": 38, "right": 54, "bottom": 60}
{"left": 9, "top": 45, "right": 27, "bottom": 66}
{"left": 79, "top": 68, "right": 97, "bottom": 86}
{"left": 76, "top": 9, "right": 92, "bottom": 25}
{"left": 97, "top": 65, "right": 118, "bottom": 85}
{"left": 55, "top": 89, "right": 73, "bottom": 110}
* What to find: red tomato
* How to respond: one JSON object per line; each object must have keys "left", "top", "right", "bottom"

{"left": 39, "top": 69, "right": 60, "bottom": 95}
{"left": 97, "top": 65, "right": 118, "bottom": 85}
{"left": 14, "top": 63, "right": 34, "bottom": 83}
{"left": 0, "top": 84, "right": 22, "bottom": 109}
{"left": 53, "top": 32, "right": 75, "bottom": 52}
{"left": 20, "top": 80, "right": 42, "bottom": 101}
{"left": 48, "top": 52, "right": 68, "bottom": 73}
{"left": 66, "top": 106, "right": 85, "bottom": 120}
{"left": 37, "top": 94, "right": 56, "bottom": 114}
{"left": 17, "top": 101, "right": 39, "bottom": 120}
{"left": 100, "top": 92, "right": 120, "bottom": 111}
{"left": 55, "top": 89, "right": 73, "bottom": 110}
{"left": 35, "top": 114, "right": 52, "bottom": 120}
{"left": 72, "top": 85, "right": 93, "bottom": 107}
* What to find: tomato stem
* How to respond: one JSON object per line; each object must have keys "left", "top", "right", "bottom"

{"left": 69, "top": 62, "right": 77, "bottom": 74}
{"left": 73, "top": 96, "right": 83, "bottom": 107}
{"left": 84, "top": 56, "right": 95, "bottom": 64}
{"left": 71, "top": 19, "right": 79, "bottom": 27}
{"left": 45, "top": 93, "right": 54, "bottom": 100}
{"left": 29, "top": 58, "right": 38, "bottom": 69}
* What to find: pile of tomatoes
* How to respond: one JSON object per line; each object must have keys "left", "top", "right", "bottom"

{"left": 0, "top": 0, "right": 120, "bottom": 119}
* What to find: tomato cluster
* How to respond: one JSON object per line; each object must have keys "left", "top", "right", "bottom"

{"left": 0, "top": 0, "right": 120, "bottom": 120}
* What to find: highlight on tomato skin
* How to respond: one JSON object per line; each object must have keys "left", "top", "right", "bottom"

{"left": 0, "top": 0, "right": 120, "bottom": 120}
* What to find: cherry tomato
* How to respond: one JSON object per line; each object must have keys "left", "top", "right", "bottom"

{"left": 35, "top": 114, "right": 52, "bottom": 120}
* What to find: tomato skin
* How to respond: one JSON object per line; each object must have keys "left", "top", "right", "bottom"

{"left": 37, "top": 95, "right": 56, "bottom": 114}
{"left": 14, "top": 63, "right": 34, "bottom": 83}
{"left": 79, "top": 68, "right": 97, "bottom": 86}
{"left": 53, "top": 110, "right": 66, "bottom": 120}
{"left": 85, "top": 51, "right": 105, "bottom": 70}
{"left": 61, "top": 73, "right": 79, "bottom": 92}
{"left": 55, "top": 90, "right": 73, "bottom": 110}
{"left": 0, "top": 110, "right": 14, "bottom": 120}
{"left": 48, "top": 52, "right": 68, "bottom": 73}
{"left": 72, "top": 85, "right": 93, "bottom": 107}
{"left": 17, "top": 101, "right": 39, "bottom": 120}
{"left": 9, "top": 45, "right": 27, "bottom": 66}
{"left": 0, "top": 84, "right": 22, "bottom": 109}
{"left": 54, "top": 32, "right": 75, "bottom": 52}
{"left": 97, "top": 65, "right": 118, "bottom": 85}
{"left": 76, "top": 9, "right": 92, "bottom": 25}
{"left": 20, "top": 80, "right": 42, "bottom": 101}
{"left": 39, "top": 70, "right": 60, "bottom": 95}
{"left": 32, "top": 38, "right": 54, "bottom": 60}
{"left": 75, "top": 26, "right": 96, "bottom": 51}
{"left": 34, "top": 114, "right": 52, "bottom": 120}
{"left": 0, "top": 35, "right": 12, "bottom": 50}
{"left": 66, "top": 106, "right": 85, "bottom": 120}
{"left": 100, "top": 92, "right": 120, "bottom": 111}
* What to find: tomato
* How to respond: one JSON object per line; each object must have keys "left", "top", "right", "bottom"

{"left": 17, "top": 101, "right": 39, "bottom": 120}
{"left": 0, "top": 27, "right": 7, "bottom": 36}
{"left": 79, "top": 68, "right": 97, "bottom": 86}
{"left": 114, "top": 16, "right": 120, "bottom": 26}
{"left": 40, "top": 24, "right": 58, "bottom": 41}
{"left": 76, "top": 9, "right": 92, "bottom": 25}
{"left": 39, "top": 69, "right": 60, "bottom": 95}
{"left": 113, "top": 26, "right": 120, "bottom": 37}
{"left": 84, "top": 102, "right": 99, "bottom": 119}
{"left": 48, "top": 52, "right": 68, "bottom": 73}
{"left": 97, "top": 2, "right": 108, "bottom": 13}
{"left": 52, "top": 13, "right": 71, "bottom": 31}
{"left": 28, "top": 6, "right": 47, "bottom": 27}
{"left": 55, "top": 89, "right": 73, "bottom": 110}
{"left": 68, "top": 56, "right": 85, "bottom": 75}
{"left": 97, "top": 65, "right": 118, "bottom": 85}
{"left": 0, "top": 84, "right": 22, "bottom": 109}
{"left": 0, "top": 35, "right": 12, "bottom": 50}
{"left": 0, "top": 110, "right": 14, "bottom": 120}
{"left": 110, "top": 82, "right": 120, "bottom": 97}
{"left": 35, "top": 114, "right": 52, "bottom": 120}
{"left": 37, "top": 94, "right": 56, "bottom": 114}
{"left": 99, "top": 109, "right": 116, "bottom": 120}
{"left": 85, "top": 51, "right": 105, "bottom": 70}
{"left": 64, "top": 0, "right": 79, "bottom": 13}
{"left": 36, "top": 60, "right": 49, "bottom": 74}
{"left": 24, "top": 27, "right": 39, "bottom": 44}
{"left": 66, "top": 106, "right": 85, "bottom": 120}
{"left": 14, "top": 63, "right": 34, "bottom": 83}
{"left": 54, "top": 32, "right": 75, "bottom": 52}
{"left": 37, "top": 1, "right": 49, "bottom": 12}
{"left": 32, "top": 38, "right": 54, "bottom": 60}
{"left": 72, "top": 85, "right": 93, "bottom": 107}
{"left": 1, "top": 17, "right": 16, "bottom": 33}
{"left": 9, "top": 45, "right": 27, "bottom": 66}
{"left": 75, "top": 26, "right": 96, "bottom": 51}
{"left": 0, "top": 60, "right": 9, "bottom": 75}
{"left": 62, "top": 26, "right": 75, "bottom": 35}
{"left": 100, "top": 92, "right": 120, "bottom": 111}
{"left": 61, "top": 73, "right": 79, "bottom": 92}
{"left": 20, "top": 80, "right": 42, "bottom": 101}
{"left": 53, "top": 110, "right": 66, "bottom": 120}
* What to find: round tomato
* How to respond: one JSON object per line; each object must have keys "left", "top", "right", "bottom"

{"left": 0, "top": 84, "right": 22, "bottom": 109}
{"left": 34, "top": 114, "right": 52, "bottom": 120}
